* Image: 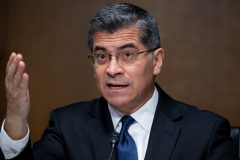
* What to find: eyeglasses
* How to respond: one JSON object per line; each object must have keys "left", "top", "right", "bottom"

{"left": 88, "top": 47, "right": 159, "bottom": 66}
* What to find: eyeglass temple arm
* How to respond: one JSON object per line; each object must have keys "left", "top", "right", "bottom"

{"left": 137, "top": 47, "right": 160, "bottom": 55}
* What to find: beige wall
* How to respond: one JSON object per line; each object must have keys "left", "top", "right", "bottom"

{"left": 0, "top": 0, "right": 240, "bottom": 143}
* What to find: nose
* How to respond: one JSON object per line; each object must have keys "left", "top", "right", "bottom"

{"left": 106, "top": 56, "right": 124, "bottom": 77}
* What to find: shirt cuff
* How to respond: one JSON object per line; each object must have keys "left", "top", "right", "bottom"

{"left": 0, "top": 119, "right": 29, "bottom": 159}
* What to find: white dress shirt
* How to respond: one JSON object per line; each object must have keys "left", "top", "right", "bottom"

{"left": 0, "top": 120, "right": 29, "bottom": 159}
{"left": 108, "top": 87, "right": 158, "bottom": 160}
{"left": 0, "top": 87, "right": 158, "bottom": 160}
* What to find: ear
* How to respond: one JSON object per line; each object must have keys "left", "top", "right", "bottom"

{"left": 153, "top": 48, "right": 164, "bottom": 76}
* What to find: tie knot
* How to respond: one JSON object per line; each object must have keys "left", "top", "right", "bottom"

{"left": 121, "top": 116, "right": 135, "bottom": 132}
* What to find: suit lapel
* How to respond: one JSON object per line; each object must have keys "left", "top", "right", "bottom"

{"left": 85, "top": 84, "right": 182, "bottom": 160}
{"left": 86, "top": 97, "right": 116, "bottom": 160}
{"left": 145, "top": 84, "right": 182, "bottom": 160}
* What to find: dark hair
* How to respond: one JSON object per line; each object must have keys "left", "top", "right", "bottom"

{"left": 88, "top": 3, "right": 161, "bottom": 52}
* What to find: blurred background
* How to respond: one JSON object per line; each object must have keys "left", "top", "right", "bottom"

{"left": 0, "top": 0, "right": 240, "bottom": 144}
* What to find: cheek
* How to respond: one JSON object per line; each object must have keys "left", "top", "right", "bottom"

{"left": 132, "top": 63, "right": 154, "bottom": 85}
{"left": 128, "top": 66, "right": 149, "bottom": 83}
{"left": 94, "top": 66, "right": 102, "bottom": 77}
{"left": 93, "top": 69, "right": 98, "bottom": 80}
{"left": 134, "top": 61, "right": 154, "bottom": 76}
{"left": 93, "top": 67, "right": 107, "bottom": 88}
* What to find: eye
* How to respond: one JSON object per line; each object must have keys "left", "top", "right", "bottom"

{"left": 123, "top": 51, "right": 133, "bottom": 58}
{"left": 96, "top": 54, "right": 107, "bottom": 60}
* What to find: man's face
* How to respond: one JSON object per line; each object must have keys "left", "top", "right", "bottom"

{"left": 92, "top": 27, "right": 164, "bottom": 114}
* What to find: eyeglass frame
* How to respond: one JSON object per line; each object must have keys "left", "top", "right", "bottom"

{"left": 88, "top": 47, "right": 159, "bottom": 66}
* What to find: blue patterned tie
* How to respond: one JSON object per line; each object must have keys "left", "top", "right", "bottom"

{"left": 117, "top": 115, "right": 138, "bottom": 160}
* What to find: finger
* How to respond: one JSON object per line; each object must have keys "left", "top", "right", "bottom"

{"left": 6, "top": 52, "right": 17, "bottom": 73}
{"left": 12, "top": 61, "right": 26, "bottom": 91}
{"left": 6, "top": 54, "right": 23, "bottom": 84}
{"left": 18, "top": 73, "right": 29, "bottom": 94}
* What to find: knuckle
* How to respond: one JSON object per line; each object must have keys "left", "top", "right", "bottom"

{"left": 11, "top": 92, "right": 19, "bottom": 99}
{"left": 14, "top": 77, "right": 20, "bottom": 84}
{"left": 18, "top": 85, "right": 25, "bottom": 93}
{"left": 5, "top": 75, "right": 11, "bottom": 83}
{"left": 8, "top": 92, "right": 18, "bottom": 100}
{"left": 6, "top": 85, "right": 12, "bottom": 93}
{"left": 7, "top": 89, "right": 19, "bottom": 99}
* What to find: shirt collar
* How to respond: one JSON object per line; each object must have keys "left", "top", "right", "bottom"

{"left": 108, "top": 87, "right": 158, "bottom": 134}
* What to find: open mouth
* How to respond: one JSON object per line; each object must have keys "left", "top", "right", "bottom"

{"left": 107, "top": 84, "right": 128, "bottom": 89}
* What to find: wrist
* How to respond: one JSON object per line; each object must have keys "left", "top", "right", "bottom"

{"left": 4, "top": 116, "right": 28, "bottom": 140}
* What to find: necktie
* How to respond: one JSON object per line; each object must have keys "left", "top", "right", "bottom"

{"left": 117, "top": 115, "right": 138, "bottom": 160}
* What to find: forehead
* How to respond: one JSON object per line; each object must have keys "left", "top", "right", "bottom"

{"left": 93, "top": 27, "right": 144, "bottom": 51}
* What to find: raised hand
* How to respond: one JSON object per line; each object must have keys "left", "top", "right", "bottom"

{"left": 4, "top": 53, "right": 30, "bottom": 140}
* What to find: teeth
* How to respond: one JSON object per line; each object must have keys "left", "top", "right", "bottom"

{"left": 108, "top": 84, "right": 127, "bottom": 88}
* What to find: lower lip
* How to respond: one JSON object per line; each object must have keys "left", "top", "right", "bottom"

{"left": 107, "top": 85, "right": 128, "bottom": 90}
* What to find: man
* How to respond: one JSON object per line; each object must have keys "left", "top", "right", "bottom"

{"left": 0, "top": 3, "right": 238, "bottom": 160}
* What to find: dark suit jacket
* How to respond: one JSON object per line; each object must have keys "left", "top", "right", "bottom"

{"left": 1, "top": 84, "right": 238, "bottom": 159}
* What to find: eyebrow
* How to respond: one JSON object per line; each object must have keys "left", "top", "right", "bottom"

{"left": 93, "top": 43, "right": 138, "bottom": 53}
{"left": 93, "top": 46, "right": 106, "bottom": 52}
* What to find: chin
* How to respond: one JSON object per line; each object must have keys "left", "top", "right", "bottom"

{"left": 106, "top": 96, "right": 129, "bottom": 107}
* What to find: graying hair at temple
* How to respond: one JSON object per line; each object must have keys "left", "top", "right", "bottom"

{"left": 88, "top": 3, "right": 161, "bottom": 52}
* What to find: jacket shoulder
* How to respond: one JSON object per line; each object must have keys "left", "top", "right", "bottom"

{"left": 173, "top": 100, "right": 229, "bottom": 131}
{"left": 56, "top": 98, "right": 99, "bottom": 111}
